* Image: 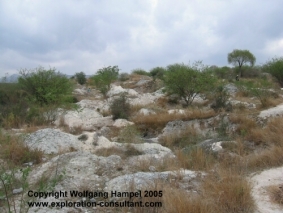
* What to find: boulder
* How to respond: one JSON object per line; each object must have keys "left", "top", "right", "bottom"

{"left": 55, "top": 108, "right": 113, "bottom": 130}
{"left": 24, "top": 128, "right": 81, "bottom": 154}
{"left": 113, "top": 119, "right": 134, "bottom": 128}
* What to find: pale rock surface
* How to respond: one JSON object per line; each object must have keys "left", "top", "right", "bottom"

{"left": 230, "top": 100, "right": 256, "bottom": 109}
{"left": 113, "top": 119, "right": 134, "bottom": 128}
{"left": 105, "top": 169, "right": 203, "bottom": 193}
{"left": 131, "top": 143, "right": 172, "bottom": 155}
{"left": 77, "top": 99, "right": 109, "bottom": 111}
{"left": 168, "top": 109, "right": 185, "bottom": 114}
{"left": 138, "top": 108, "right": 156, "bottom": 115}
{"left": 130, "top": 93, "right": 163, "bottom": 105}
{"left": 24, "top": 128, "right": 81, "bottom": 154}
{"left": 251, "top": 166, "right": 283, "bottom": 213}
{"left": 55, "top": 108, "right": 113, "bottom": 130}
{"left": 72, "top": 88, "right": 87, "bottom": 95}
{"left": 107, "top": 85, "right": 138, "bottom": 97}
{"left": 224, "top": 83, "right": 238, "bottom": 96}
{"left": 258, "top": 104, "right": 283, "bottom": 118}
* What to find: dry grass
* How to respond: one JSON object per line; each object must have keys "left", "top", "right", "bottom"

{"left": 200, "top": 169, "right": 255, "bottom": 213}
{"left": 131, "top": 109, "right": 216, "bottom": 133}
{"left": 118, "top": 168, "right": 254, "bottom": 213}
{"left": 159, "top": 127, "right": 200, "bottom": 149}
{"left": 0, "top": 131, "right": 43, "bottom": 165}
{"left": 229, "top": 113, "right": 257, "bottom": 136}
{"left": 257, "top": 97, "right": 283, "bottom": 109}
{"left": 118, "top": 125, "right": 143, "bottom": 143}
{"left": 245, "top": 145, "right": 283, "bottom": 171}
{"left": 162, "top": 187, "right": 209, "bottom": 213}
{"left": 268, "top": 184, "right": 283, "bottom": 205}
{"left": 246, "top": 116, "right": 283, "bottom": 146}
{"left": 175, "top": 148, "right": 216, "bottom": 171}
{"left": 94, "top": 144, "right": 142, "bottom": 159}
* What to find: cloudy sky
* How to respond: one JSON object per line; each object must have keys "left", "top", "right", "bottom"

{"left": 0, "top": 0, "right": 282, "bottom": 76}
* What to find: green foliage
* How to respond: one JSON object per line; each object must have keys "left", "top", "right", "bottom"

{"left": 163, "top": 62, "right": 217, "bottom": 107}
{"left": 18, "top": 66, "right": 73, "bottom": 106}
{"left": 91, "top": 66, "right": 119, "bottom": 97}
{"left": 235, "top": 78, "right": 277, "bottom": 107}
{"left": 0, "top": 83, "right": 30, "bottom": 128}
{"left": 210, "top": 66, "right": 232, "bottom": 79}
{"left": 263, "top": 57, "right": 283, "bottom": 86}
{"left": 131, "top": 68, "right": 149, "bottom": 76}
{"left": 110, "top": 93, "right": 131, "bottom": 120}
{"left": 210, "top": 85, "right": 231, "bottom": 112}
{"left": 228, "top": 49, "right": 256, "bottom": 77}
{"left": 149, "top": 66, "right": 166, "bottom": 80}
{"left": 75, "top": 71, "right": 87, "bottom": 85}
{"left": 0, "top": 166, "right": 31, "bottom": 213}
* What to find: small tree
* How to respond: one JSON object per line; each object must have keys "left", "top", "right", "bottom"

{"left": 75, "top": 71, "right": 87, "bottom": 85}
{"left": 228, "top": 49, "right": 256, "bottom": 77}
{"left": 263, "top": 57, "right": 283, "bottom": 86}
{"left": 164, "top": 63, "right": 216, "bottom": 107}
{"left": 18, "top": 66, "right": 73, "bottom": 106}
{"left": 91, "top": 66, "right": 119, "bottom": 97}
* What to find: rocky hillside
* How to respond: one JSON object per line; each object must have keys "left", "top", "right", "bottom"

{"left": 1, "top": 74, "right": 283, "bottom": 213}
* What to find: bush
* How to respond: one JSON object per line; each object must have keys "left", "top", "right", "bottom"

{"left": 110, "top": 93, "right": 131, "bottom": 120}
{"left": 149, "top": 67, "right": 166, "bottom": 80}
{"left": 210, "top": 85, "right": 231, "bottom": 112}
{"left": 164, "top": 62, "right": 217, "bottom": 107}
{"left": 18, "top": 66, "right": 73, "bottom": 106}
{"left": 263, "top": 57, "right": 283, "bottom": 86}
{"left": 119, "top": 73, "right": 130, "bottom": 81}
{"left": 131, "top": 69, "right": 149, "bottom": 76}
{"left": 75, "top": 71, "right": 87, "bottom": 85}
{"left": 0, "top": 83, "right": 30, "bottom": 128}
{"left": 210, "top": 66, "right": 232, "bottom": 79}
{"left": 91, "top": 66, "right": 119, "bottom": 97}
{"left": 118, "top": 125, "right": 142, "bottom": 143}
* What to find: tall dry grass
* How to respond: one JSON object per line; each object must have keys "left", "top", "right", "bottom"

{"left": 0, "top": 131, "right": 43, "bottom": 165}
{"left": 131, "top": 109, "right": 216, "bottom": 132}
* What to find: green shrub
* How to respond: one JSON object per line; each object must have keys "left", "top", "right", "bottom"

{"left": 131, "top": 69, "right": 149, "bottom": 76}
{"left": 164, "top": 62, "right": 217, "bottom": 107}
{"left": 263, "top": 57, "right": 283, "bottom": 86}
{"left": 149, "top": 67, "right": 166, "bottom": 80}
{"left": 18, "top": 66, "right": 73, "bottom": 106}
{"left": 110, "top": 93, "right": 131, "bottom": 120}
{"left": 210, "top": 66, "right": 232, "bottom": 79}
{"left": 91, "top": 66, "right": 119, "bottom": 97}
{"left": 75, "top": 71, "right": 87, "bottom": 85}
{"left": 210, "top": 85, "right": 230, "bottom": 112}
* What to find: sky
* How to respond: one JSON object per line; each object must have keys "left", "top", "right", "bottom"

{"left": 0, "top": 0, "right": 283, "bottom": 76}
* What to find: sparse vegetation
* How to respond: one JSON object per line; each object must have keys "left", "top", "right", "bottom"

{"left": 263, "top": 57, "right": 283, "bottom": 86}
{"left": 118, "top": 125, "right": 142, "bottom": 143}
{"left": 90, "top": 65, "right": 119, "bottom": 97}
{"left": 1, "top": 56, "right": 283, "bottom": 212}
{"left": 110, "top": 93, "right": 131, "bottom": 120}
{"left": 131, "top": 68, "right": 149, "bottom": 76}
{"left": 268, "top": 184, "right": 283, "bottom": 205}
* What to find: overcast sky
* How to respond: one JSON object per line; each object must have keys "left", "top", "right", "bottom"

{"left": 0, "top": 0, "right": 282, "bottom": 76}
